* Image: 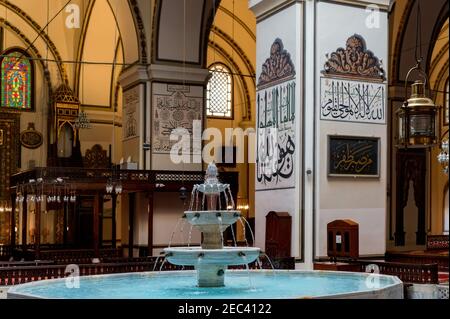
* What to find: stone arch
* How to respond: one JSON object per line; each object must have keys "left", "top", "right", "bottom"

{"left": 152, "top": 0, "right": 220, "bottom": 67}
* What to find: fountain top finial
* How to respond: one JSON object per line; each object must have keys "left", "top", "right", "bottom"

{"left": 205, "top": 162, "right": 219, "bottom": 184}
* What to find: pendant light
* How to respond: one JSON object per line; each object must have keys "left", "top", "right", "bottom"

{"left": 396, "top": 1, "right": 438, "bottom": 149}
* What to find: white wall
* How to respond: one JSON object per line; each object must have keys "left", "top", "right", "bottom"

{"left": 314, "top": 2, "right": 388, "bottom": 257}
{"left": 254, "top": 3, "right": 303, "bottom": 259}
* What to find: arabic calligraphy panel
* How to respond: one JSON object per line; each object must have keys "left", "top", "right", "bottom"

{"left": 320, "top": 77, "right": 386, "bottom": 124}
{"left": 152, "top": 83, "right": 203, "bottom": 154}
{"left": 256, "top": 80, "right": 296, "bottom": 190}
{"left": 328, "top": 136, "right": 380, "bottom": 177}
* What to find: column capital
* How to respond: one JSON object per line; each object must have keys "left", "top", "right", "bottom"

{"left": 249, "top": 0, "right": 303, "bottom": 21}
{"left": 148, "top": 64, "right": 210, "bottom": 85}
{"left": 118, "top": 64, "right": 149, "bottom": 90}
{"left": 249, "top": 0, "right": 389, "bottom": 21}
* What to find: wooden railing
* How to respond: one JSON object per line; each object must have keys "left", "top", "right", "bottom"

{"left": 0, "top": 258, "right": 192, "bottom": 286}
{"left": 355, "top": 260, "right": 439, "bottom": 284}
{"left": 385, "top": 253, "right": 449, "bottom": 272}
{"left": 0, "top": 260, "right": 55, "bottom": 268}
{"left": 10, "top": 168, "right": 238, "bottom": 190}
{"left": 36, "top": 248, "right": 121, "bottom": 264}
{"left": 0, "top": 246, "right": 13, "bottom": 261}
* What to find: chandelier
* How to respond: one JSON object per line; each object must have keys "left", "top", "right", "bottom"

{"left": 106, "top": 166, "right": 123, "bottom": 195}
{"left": 437, "top": 139, "right": 449, "bottom": 174}
{"left": 74, "top": 110, "right": 92, "bottom": 129}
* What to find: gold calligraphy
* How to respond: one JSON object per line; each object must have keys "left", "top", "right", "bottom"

{"left": 329, "top": 136, "right": 379, "bottom": 177}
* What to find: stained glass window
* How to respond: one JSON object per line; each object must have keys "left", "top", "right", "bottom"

{"left": 206, "top": 64, "right": 232, "bottom": 118}
{"left": 1, "top": 51, "right": 33, "bottom": 110}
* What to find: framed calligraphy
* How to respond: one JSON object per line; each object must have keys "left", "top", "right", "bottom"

{"left": 328, "top": 135, "right": 380, "bottom": 178}
{"left": 320, "top": 77, "right": 386, "bottom": 124}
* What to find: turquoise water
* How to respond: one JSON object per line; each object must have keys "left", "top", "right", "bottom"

{"left": 9, "top": 271, "right": 398, "bottom": 299}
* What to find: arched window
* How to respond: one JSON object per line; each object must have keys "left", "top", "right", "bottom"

{"left": 206, "top": 64, "right": 232, "bottom": 118}
{"left": 1, "top": 49, "right": 34, "bottom": 111}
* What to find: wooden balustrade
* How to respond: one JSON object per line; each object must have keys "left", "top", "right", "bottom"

{"left": 385, "top": 253, "right": 449, "bottom": 272}
{"left": 0, "top": 245, "right": 13, "bottom": 260}
{"left": 356, "top": 260, "right": 439, "bottom": 284}
{"left": 0, "top": 258, "right": 192, "bottom": 286}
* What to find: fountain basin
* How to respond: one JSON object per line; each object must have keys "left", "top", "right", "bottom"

{"left": 195, "top": 183, "right": 230, "bottom": 194}
{"left": 164, "top": 247, "right": 260, "bottom": 266}
{"left": 184, "top": 210, "right": 241, "bottom": 229}
{"left": 7, "top": 270, "right": 404, "bottom": 299}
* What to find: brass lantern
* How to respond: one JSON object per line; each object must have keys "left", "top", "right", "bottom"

{"left": 397, "top": 77, "right": 438, "bottom": 148}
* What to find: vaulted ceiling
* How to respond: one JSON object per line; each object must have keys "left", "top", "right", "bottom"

{"left": 0, "top": 0, "right": 221, "bottom": 110}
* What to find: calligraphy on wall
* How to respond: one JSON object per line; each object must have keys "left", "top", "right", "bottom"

{"left": 320, "top": 77, "right": 385, "bottom": 124}
{"left": 20, "top": 122, "right": 43, "bottom": 149}
{"left": 152, "top": 83, "right": 203, "bottom": 154}
{"left": 123, "top": 86, "right": 140, "bottom": 140}
{"left": 328, "top": 136, "right": 380, "bottom": 177}
{"left": 321, "top": 34, "right": 386, "bottom": 124}
{"left": 256, "top": 38, "right": 296, "bottom": 190}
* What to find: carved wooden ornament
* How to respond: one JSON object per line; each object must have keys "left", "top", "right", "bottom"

{"left": 257, "top": 38, "right": 296, "bottom": 89}
{"left": 322, "top": 34, "right": 386, "bottom": 82}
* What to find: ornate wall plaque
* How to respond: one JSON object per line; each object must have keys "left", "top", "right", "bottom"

{"left": 257, "top": 38, "right": 296, "bottom": 90}
{"left": 123, "top": 85, "right": 140, "bottom": 140}
{"left": 328, "top": 135, "right": 380, "bottom": 177}
{"left": 20, "top": 122, "right": 43, "bottom": 149}
{"left": 256, "top": 38, "right": 296, "bottom": 190}
{"left": 320, "top": 77, "right": 386, "bottom": 124}
{"left": 322, "top": 34, "right": 385, "bottom": 82}
{"left": 320, "top": 34, "right": 387, "bottom": 124}
{"left": 152, "top": 83, "right": 203, "bottom": 154}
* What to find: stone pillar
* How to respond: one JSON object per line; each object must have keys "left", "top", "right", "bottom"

{"left": 250, "top": 0, "right": 304, "bottom": 266}
{"left": 118, "top": 65, "right": 149, "bottom": 170}
{"left": 147, "top": 64, "right": 209, "bottom": 171}
{"left": 250, "top": 0, "right": 390, "bottom": 268}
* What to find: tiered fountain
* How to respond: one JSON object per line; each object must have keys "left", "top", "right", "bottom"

{"left": 7, "top": 163, "right": 404, "bottom": 299}
{"left": 164, "top": 163, "right": 260, "bottom": 287}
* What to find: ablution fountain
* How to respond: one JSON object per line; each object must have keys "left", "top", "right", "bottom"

{"left": 163, "top": 162, "right": 260, "bottom": 287}
{"left": 7, "top": 163, "right": 404, "bottom": 299}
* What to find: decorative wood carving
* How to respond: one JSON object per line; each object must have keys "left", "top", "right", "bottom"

{"left": 257, "top": 38, "right": 296, "bottom": 89}
{"left": 322, "top": 34, "right": 386, "bottom": 82}
{"left": 20, "top": 122, "right": 43, "bottom": 149}
{"left": 84, "top": 144, "right": 109, "bottom": 169}
{"left": 395, "top": 150, "right": 426, "bottom": 246}
{"left": 0, "top": 113, "right": 20, "bottom": 200}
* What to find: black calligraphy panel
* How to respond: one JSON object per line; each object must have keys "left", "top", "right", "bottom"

{"left": 328, "top": 136, "right": 379, "bottom": 177}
